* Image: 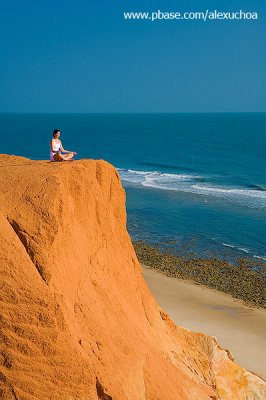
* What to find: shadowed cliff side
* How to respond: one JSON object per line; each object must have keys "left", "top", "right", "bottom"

{"left": 0, "top": 155, "right": 265, "bottom": 400}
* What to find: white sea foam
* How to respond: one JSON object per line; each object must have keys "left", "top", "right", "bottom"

{"left": 222, "top": 243, "right": 235, "bottom": 248}
{"left": 192, "top": 185, "right": 266, "bottom": 199}
{"left": 253, "top": 255, "right": 266, "bottom": 261}
{"left": 118, "top": 168, "right": 197, "bottom": 182}
{"left": 222, "top": 242, "right": 266, "bottom": 261}
{"left": 238, "top": 247, "right": 250, "bottom": 253}
{"left": 117, "top": 168, "right": 266, "bottom": 209}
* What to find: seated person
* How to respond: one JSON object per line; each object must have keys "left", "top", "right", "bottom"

{"left": 50, "top": 129, "right": 77, "bottom": 161}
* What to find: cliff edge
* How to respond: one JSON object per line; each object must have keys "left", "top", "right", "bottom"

{"left": 0, "top": 155, "right": 265, "bottom": 400}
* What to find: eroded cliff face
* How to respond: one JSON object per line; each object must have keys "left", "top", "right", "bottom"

{"left": 0, "top": 155, "right": 265, "bottom": 400}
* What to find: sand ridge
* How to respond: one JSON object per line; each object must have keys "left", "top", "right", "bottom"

{"left": 0, "top": 155, "right": 265, "bottom": 399}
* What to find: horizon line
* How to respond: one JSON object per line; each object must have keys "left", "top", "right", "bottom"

{"left": 0, "top": 111, "right": 266, "bottom": 115}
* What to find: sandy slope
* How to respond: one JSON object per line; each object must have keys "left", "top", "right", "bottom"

{"left": 142, "top": 264, "right": 266, "bottom": 380}
{"left": 0, "top": 155, "right": 265, "bottom": 400}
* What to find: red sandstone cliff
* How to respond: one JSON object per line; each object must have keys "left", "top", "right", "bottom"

{"left": 0, "top": 155, "right": 265, "bottom": 400}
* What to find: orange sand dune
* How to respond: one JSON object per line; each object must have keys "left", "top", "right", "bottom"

{"left": 0, "top": 155, "right": 265, "bottom": 400}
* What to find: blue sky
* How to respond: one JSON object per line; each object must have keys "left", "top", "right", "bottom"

{"left": 0, "top": 0, "right": 265, "bottom": 112}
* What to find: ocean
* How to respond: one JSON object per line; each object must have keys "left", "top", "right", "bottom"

{"left": 1, "top": 112, "right": 265, "bottom": 263}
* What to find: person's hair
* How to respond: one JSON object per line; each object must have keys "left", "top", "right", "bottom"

{"left": 53, "top": 129, "right": 60, "bottom": 138}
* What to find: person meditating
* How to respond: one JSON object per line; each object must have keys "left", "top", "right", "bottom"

{"left": 50, "top": 129, "right": 77, "bottom": 161}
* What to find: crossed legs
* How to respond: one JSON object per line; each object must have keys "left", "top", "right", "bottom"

{"left": 53, "top": 152, "right": 75, "bottom": 161}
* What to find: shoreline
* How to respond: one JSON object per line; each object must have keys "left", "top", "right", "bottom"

{"left": 141, "top": 263, "right": 266, "bottom": 380}
{"left": 133, "top": 240, "right": 266, "bottom": 308}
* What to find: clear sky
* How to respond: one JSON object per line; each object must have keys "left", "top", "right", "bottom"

{"left": 0, "top": 0, "right": 265, "bottom": 113}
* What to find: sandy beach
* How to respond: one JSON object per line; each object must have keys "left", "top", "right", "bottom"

{"left": 141, "top": 264, "right": 266, "bottom": 380}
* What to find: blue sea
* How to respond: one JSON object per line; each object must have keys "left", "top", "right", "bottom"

{"left": 1, "top": 113, "right": 266, "bottom": 264}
